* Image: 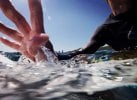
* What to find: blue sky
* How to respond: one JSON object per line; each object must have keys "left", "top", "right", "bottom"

{"left": 0, "top": 0, "right": 111, "bottom": 52}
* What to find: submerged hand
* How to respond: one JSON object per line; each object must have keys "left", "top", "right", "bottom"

{"left": 0, "top": 0, "right": 55, "bottom": 62}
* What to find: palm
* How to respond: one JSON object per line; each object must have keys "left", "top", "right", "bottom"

{"left": 0, "top": 0, "right": 54, "bottom": 62}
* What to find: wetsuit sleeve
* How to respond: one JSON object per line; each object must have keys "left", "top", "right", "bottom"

{"left": 57, "top": 24, "right": 108, "bottom": 60}
{"left": 81, "top": 25, "right": 107, "bottom": 54}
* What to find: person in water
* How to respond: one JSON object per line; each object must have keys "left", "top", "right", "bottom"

{"left": 58, "top": 0, "right": 137, "bottom": 60}
{"left": 0, "top": 0, "right": 137, "bottom": 61}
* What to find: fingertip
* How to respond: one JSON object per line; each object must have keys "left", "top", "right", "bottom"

{"left": 40, "top": 33, "right": 49, "bottom": 37}
{"left": 40, "top": 34, "right": 49, "bottom": 41}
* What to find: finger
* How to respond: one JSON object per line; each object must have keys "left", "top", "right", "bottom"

{"left": 0, "top": 37, "right": 36, "bottom": 61}
{"left": 35, "top": 49, "right": 47, "bottom": 62}
{"left": 39, "top": 34, "right": 49, "bottom": 42}
{"left": 27, "top": 46, "right": 47, "bottom": 62}
{"left": 0, "top": 0, "right": 31, "bottom": 37}
{"left": 0, "top": 37, "right": 20, "bottom": 50}
{"left": 0, "top": 22, "right": 23, "bottom": 42}
{"left": 28, "top": 0, "right": 45, "bottom": 33}
{"left": 22, "top": 50, "right": 36, "bottom": 62}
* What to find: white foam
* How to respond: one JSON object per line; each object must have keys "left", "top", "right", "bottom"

{"left": 0, "top": 54, "right": 15, "bottom": 65}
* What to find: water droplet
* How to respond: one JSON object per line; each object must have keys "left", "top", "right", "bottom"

{"left": 122, "top": 62, "right": 132, "bottom": 66}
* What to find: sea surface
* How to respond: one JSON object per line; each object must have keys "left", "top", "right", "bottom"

{"left": 0, "top": 49, "right": 137, "bottom": 100}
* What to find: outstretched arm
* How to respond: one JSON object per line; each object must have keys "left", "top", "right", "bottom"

{"left": 57, "top": 25, "right": 106, "bottom": 60}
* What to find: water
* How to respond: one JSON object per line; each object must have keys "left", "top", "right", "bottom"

{"left": 0, "top": 48, "right": 137, "bottom": 100}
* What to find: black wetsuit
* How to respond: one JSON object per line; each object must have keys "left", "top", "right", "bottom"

{"left": 57, "top": 0, "right": 137, "bottom": 60}
{"left": 88, "top": 13, "right": 137, "bottom": 51}
{"left": 80, "top": 0, "right": 137, "bottom": 54}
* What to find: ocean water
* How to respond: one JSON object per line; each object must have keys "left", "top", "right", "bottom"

{"left": 0, "top": 49, "right": 137, "bottom": 100}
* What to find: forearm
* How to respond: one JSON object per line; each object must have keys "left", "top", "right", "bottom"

{"left": 80, "top": 40, "right": 104, "bottom": 54}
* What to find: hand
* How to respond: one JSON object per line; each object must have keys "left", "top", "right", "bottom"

{"left": 0, "top": 0, "right": 55, "bottom": 62}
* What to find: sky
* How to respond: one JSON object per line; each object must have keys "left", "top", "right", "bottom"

{"left": 0, "top": 0, "right": 111, "bottom": 52}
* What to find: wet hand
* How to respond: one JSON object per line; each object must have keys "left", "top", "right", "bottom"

{"left": 0, "top": 0, "right": 54, "bottom": 62}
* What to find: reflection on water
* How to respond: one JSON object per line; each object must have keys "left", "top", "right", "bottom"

{"left": 0, "top": 49, "right": 137, "bottom": 100}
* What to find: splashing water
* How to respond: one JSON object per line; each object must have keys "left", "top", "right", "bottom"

{"left": 40, "top": 46, "right": 58, "bottom": 63}
{"left": 18, "top": 46, "right": 59, "bottom": 64}
{"left": 0, "top": 49, "right": 137, "bottom": 100}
